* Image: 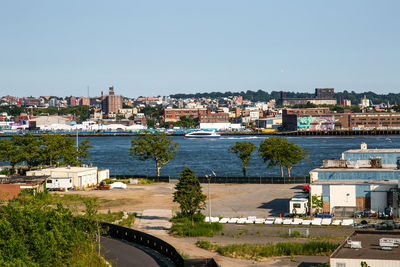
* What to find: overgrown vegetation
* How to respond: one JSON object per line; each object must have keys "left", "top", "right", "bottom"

{"left": 118, "top": 213, "right": 136, "bottom": 228}
{"left": 0, "top": 190, "right": 107, "bottom": 266}
{"left": 170, "top": 213, "right": 222, "bottom": 237}
{"left": 196, "top": 240, "right": 339, "bottom": 260}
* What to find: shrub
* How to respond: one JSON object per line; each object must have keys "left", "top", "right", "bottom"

{"left": 170, "top": 214, "right": 222, "bottom": 237}
{"left": 118, "top": 213, "right": 136, "bottom": 227}
{"left": 197, "top": 241, "right": 339, "bottom": 260}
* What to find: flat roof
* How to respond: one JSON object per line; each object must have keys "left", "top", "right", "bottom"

{"left": 312, "top": 180, "right": 397, "bottom": 185}
{"left": 41, "top": 167, "right": 98, "bottom": 173}
{"left": 331, "top": 230, "right": 400, "bottom": 260}
{"left": 344, "top": 149, "right": 400, "bottom": 154}
{"left": 311, "top": 167, "right": 399, "bottom": 172}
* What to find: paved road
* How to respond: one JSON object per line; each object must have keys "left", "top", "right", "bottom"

{"left": 101, "top": 237, "right": 165, "bottom": 267}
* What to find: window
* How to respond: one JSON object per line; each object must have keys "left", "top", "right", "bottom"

{"left": 47, "top": 180, "right": 52, "bottom": 183}
{"left": 293, "top": 203, "right": 301, "bottom": 208}
{"left": 336, "top": 263, "right": 346, "bottom": 267}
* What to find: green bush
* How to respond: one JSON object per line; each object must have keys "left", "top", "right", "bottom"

{"left": 197, "top": 241, "right": 339, "bottom": 260}
{"left": 118, "top": 213, "right": 136, "bottom": 228}
{"left": 97, "top": 210, "right": 124, "bottom": 223}
{"left": 170, "top": 214, "right": 222, "bottom": 237}
{"left": 0, "top": 192, "right": 107, "bottom": 266}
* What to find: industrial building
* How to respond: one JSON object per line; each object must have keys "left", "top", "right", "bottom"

{"left": 330, "top": 230, "right": 400, "bottom": 267}
{"left": 27, "top": 167, "right": 109, "bottom": 190}
{"left": 280, "top": 88, "right": 337, "bottom": 106}
{"left": 310, "top": 143, "right": 400, "bottom": 216}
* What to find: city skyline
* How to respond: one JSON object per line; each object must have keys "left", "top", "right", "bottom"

{"left": 1, "top": 1, "right": 399, "bottom": 97}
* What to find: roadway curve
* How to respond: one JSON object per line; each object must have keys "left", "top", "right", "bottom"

{"left": 101, "top": 237, "right": 175, "bottom": 267}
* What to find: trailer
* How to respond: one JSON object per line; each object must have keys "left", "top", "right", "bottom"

{"left": 46, "top": 177, "right": 72, "bottom": 191}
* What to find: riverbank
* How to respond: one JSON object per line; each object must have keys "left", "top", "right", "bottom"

{"left": 1, "top": 129, "right": 400, "bottom": 137}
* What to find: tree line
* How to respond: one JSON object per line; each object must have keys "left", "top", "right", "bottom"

{"left": 130, "top": 132, "right": 308, "bottom": 177}
{"left": 0, "top": 134, "right": 91, "bottom": 174}
{"left": 171, "top": 89, "right": 400, "bottom": 106}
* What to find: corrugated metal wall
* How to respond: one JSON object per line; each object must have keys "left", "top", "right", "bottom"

{"left": 317, "top": 170, "right": 400, "bottom": 181}
{"left": 343, "top": 152, "right": 400, "bottom": 165}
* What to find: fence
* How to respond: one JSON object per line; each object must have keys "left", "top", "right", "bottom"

{"left": 196, "top": 176, "right": 310, "bottom": 184}
{"left": 112, "top": 174, "right": 309, "bottom": 184}
{"left": 101, "top": 222, "right": 218, "bottom": 267}
{"left": 114, "top": 174, "right": 170, "bottom": 183}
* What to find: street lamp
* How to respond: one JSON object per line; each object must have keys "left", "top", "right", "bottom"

{"left": 206, "top": 171, "right": 216, "bottom": 223}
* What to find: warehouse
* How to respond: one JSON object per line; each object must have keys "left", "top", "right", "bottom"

{"left": 309, "top": 142, "right": 400, "bottom": 216}
{"left": 311, "top": 180, "right": 397, "bottom": 214}
{"left": 27, "top": 167, "right": 109, "bottom": 190}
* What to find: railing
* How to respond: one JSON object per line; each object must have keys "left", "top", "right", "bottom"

{"left": 114, "top": 174, "right": 170, "bottom": 183}
{"left": 196, "top": 176, "right": 310, "bottom": 184}
{"left": 101, "top": 223, "right": 218, "bottom": 267}
{"left": 113, "top": 174, "right": 309, "bottom": 184}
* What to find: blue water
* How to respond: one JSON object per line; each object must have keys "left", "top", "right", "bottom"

{"left": 86, "top": 136, "right": 400, "bottom": 177}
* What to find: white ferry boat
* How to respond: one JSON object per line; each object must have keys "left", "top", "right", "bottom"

{"left": 184, "top": 130, "right": 221, "bottom": 139}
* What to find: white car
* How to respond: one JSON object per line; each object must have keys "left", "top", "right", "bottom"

{"left": 109, "top": 182, "right": 127, "bottom": 189}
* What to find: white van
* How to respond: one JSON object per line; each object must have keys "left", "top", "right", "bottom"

{"left": 46, "top": 178, "right": 72, "bottom": 191}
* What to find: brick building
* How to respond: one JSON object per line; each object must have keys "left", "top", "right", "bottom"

{"left": 164, "top": 108, "right": 207, "bottom": 122}
{"left": 282, "top": 108, "right": 332, "bottom": 131}
{"left": 335, "top": 113, "right": 400, "bottom": 130}
{"left": 280, "top": 88, "right": 337, "bottom": 106}
{"left": 199, "top": 111, "right": 229, "bottom": 123}
{"left": 101, "top": 86, "right": 123, "bottom": 116}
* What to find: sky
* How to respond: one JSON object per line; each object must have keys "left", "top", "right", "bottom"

{"left": 0, "top": 0, "right": 399, "bottom": 98}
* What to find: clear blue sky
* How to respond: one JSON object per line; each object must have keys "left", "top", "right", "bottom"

{"left": 1, "top": 0, "right": 399, "bottom": 98}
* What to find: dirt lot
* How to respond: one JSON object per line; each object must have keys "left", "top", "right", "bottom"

{"left": 58, "top": 182, "right": 302, "bottom": 217}
{"left": 57, "top": 183, "right": 346, "bottom": 266}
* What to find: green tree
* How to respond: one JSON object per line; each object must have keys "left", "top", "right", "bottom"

{"left": 39, "top": 135, "right": 92, "bottom": 166}
{"left": 258, "top": 137, "right": 308, "bottom": 177}
{"left": 130, "top": 132, "right": 179, "bottom": 176}
{"left": 283, "top": 142, "right": 309, "bottom": 177}
{"left": 173, "top": 167, "right": 206, "bottom": 225}
{"left": 0, "top": 134, "right": 41, "bottom": 172}
{"left": 228, "top": 141, "right": 256, "bottom": 176}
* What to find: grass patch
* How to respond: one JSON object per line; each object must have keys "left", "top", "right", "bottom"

{"left": 196, "top": 240, "right": 339, "bottom": 260}
{"left": 118, "top": 213, "right": 136, "bottom": 228}
{"left": 170, "top": 215, "right": 222, "bottom": 237}
{"left": 97, "top": 210, "right": 124, "bottom": 223}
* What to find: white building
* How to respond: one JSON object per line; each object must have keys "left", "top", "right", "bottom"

{"left": 27, "top": 167, "right": 109, "bottom": 189}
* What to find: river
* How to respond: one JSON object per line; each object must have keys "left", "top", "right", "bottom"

{"left": 86, "top": 135, "right": 399, "bottom": 177}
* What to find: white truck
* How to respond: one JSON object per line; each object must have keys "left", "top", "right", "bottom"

{"left": 46, "top": 177, "right": 72, "bottom": 191}
{"left": 289, "top": 194, "right": 309, "bottom": 215}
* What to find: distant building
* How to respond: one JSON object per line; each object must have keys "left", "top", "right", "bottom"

{"left": 361, "top": 95, "right": 371, "bottom": 108}
{"left": 198, "top": 111, "right": 229, "bottom": 123}
{"left": 78, "top": 97, "right": 90, "bottom": 106}
{"left": 282, "top": 108, "right": 333, "bottom": 131}
{"left": 343, "top": 99, "right": 351, "bottom": 107}
{"left": 101, "top": 86, "right": 123, "bottom": 116}
{"left": 164, "top": 107, "right": 207, "bottom": 122}
{"left": 69, "top": 96, "right": 77, "bottom": 106}
{"left": 280, "top": 88, "right": 337, "bottom": 106}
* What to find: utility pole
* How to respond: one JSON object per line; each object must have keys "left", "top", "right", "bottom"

{"left": 206, "top": 174, "right": 211, "bottom": 223}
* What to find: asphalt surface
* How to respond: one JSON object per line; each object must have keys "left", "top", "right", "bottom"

{"left": 101, "top": 236, "right": 169, "bottom": 267}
